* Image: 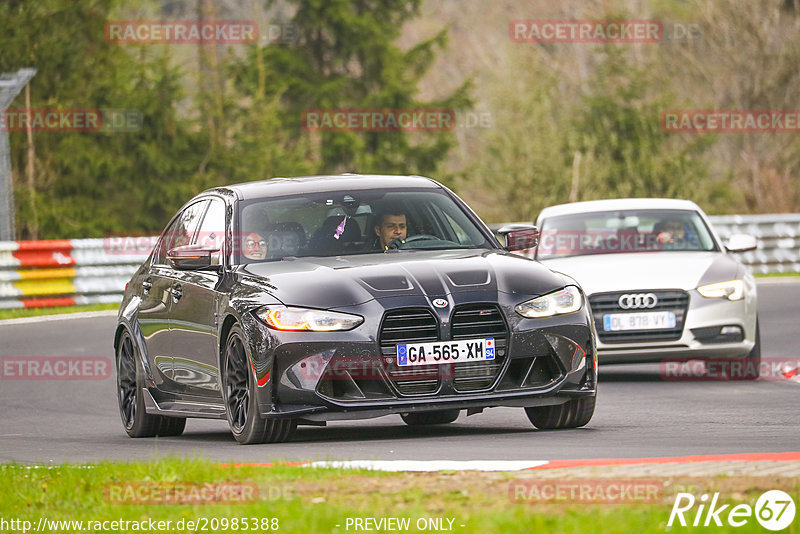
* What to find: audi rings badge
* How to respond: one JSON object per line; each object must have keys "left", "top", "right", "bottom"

{"left": 618, "top": 293, "right": 658, "bottom": 309}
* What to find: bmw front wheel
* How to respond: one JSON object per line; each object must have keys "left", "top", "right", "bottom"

{"left": 525, "top": 396, "right": 596, "bottom": 430}
{"left": 222, "top": 324, "right": 296, "bottom": 444}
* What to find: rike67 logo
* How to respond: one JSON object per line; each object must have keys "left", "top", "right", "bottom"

{"left": 668, "top": 490, "right": 796, "bottom": 530}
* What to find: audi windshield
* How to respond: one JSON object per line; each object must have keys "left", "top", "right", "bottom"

{"left": 535, "top": 209, "right": 719, "bottom": 260}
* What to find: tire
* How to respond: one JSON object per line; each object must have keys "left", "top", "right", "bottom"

{"left": 222, "top": 324, "right": 296, "bottom": 444}
{"left": 116, "top": 330, "right": 186, "bottom": 438}
{"left": 401, "top": 409, "right": 460, "bottom": 426}
{"left": 727, "top": 320, "right": 761, "bottom": 380}
{"left": 525, "top": 396, "right": 596, "bottom": 430}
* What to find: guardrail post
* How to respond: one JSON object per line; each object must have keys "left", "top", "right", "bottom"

{"left": 0, "top": 68, "right": 37, "bottom": 241}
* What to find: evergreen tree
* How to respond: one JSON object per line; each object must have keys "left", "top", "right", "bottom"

{"left": 0, "top": 0, "right": 207, "bottom": 238}
{"left": 231, "top": 0, "right": 471, "bottom": 175}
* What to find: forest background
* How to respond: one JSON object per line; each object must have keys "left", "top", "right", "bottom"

{"left": 1, "top": 0, "right": 798, "bottom": 239}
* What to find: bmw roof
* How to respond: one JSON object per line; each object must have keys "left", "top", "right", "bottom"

{"left": 538, "top": 198, "right": 703, "bottom": 219}
{"left": 206, "top": 174, "right": 441, "bottom": 200}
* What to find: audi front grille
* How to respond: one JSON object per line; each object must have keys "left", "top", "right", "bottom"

{"left": 589, "top": 290, "right": 690, "bottom": 343}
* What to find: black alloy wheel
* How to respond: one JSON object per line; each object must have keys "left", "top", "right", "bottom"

{"left": 222, "top": 324, "right": 296, "bottom": 444}
{"left": 116, "top": 330, "right": 186, "bottom": 437}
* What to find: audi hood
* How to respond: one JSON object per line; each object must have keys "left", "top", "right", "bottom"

{"left": 540, "top": 252, "right": 740, "bottom": 295}
{"left": 239, "top": 249, "right": 570, "bottom": 309}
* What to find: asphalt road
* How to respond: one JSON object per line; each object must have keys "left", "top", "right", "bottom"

{"left": 0, "top": 280, "right": 797, "bottom": 464}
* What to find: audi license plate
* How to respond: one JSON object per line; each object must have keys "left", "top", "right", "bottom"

{"left": 397, "top": 338, "right": 495, "bottom": 367}
{"left": 603, "top": 312, "right": 676, "bottom": 331}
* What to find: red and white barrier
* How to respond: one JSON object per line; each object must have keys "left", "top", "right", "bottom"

{"left": 0, "top": 238, "right": 154, "bottom": 309}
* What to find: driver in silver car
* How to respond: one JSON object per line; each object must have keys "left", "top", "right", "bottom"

{"left": 654, "top": 218, "right": 699, "bottom": 250}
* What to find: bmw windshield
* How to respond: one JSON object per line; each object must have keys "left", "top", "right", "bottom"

{"left": 536, "top": 209, "right": 719, "bottom": 260}
{"left": 236, "top": 189, "right": 493, "bottom": 263}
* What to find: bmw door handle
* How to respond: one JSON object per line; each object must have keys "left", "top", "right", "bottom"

{"left": 171, "top": 284, "right": 183, "bottom": 301}
{"left": 142, "top": 280, "right": 152, "bottom": 293}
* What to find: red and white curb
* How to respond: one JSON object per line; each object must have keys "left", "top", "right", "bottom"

{"left": 225, "top": 452, "right": 800, "bottom": 472}
{"left": 308, "top": 460, "right": 549, "bottom": 472}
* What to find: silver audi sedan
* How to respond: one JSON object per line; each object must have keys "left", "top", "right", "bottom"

{"left": 532, "top": 199, "right": 760, "bottom": 378}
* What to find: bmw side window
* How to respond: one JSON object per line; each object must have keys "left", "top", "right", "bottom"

{"left": 154, "top": 219, "right": 181, "bottom": 266}
{"left": 195, "top": 198, "right": 227, "bottom": 264}
{"left": 154, "top": 200, "right": 209, "bottom": 265}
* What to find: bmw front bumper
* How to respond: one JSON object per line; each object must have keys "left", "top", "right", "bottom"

{"left": 242, "top": 302, "right": 598, "bottom": 421}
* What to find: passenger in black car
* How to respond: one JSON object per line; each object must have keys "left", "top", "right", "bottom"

{"left": 242, "top": 232, "right": 267, "bottom": 260}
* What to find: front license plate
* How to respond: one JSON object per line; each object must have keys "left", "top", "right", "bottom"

{"left": 397, "top": 338, "right": 495, "bottom": 367}
{"left": 603, "top": 312, "right": 676, "bottom": 331}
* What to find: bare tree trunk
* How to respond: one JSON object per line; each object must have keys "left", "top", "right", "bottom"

{"left": 25, "top": 82, "right": 38, "bottom": 239}
{"left": 197, "top": 0, "right": 222, "bottom": 149}
{"left": 569, "top": 151, "right": 582, "bottom": 203}
{"left": 253, "top": 0, "right": 266, "bottom": 97}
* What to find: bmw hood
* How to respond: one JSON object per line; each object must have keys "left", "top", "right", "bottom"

{"left": 540, "top": 252, "right": 740, "bottom": 296}
{"left": 241, "top": 250, "right": 568, "bottom": 309}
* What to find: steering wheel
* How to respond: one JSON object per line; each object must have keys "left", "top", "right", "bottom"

{"left": 403, "top": 234, "right": 440, "bottom": 244}
{"left": 384, "top": 234, "right": 441, "bottom": 251}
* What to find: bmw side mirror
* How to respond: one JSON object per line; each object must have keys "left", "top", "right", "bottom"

{"left": 167, "top": 244, "right": 218, "bottom": 270}
{"left": 498, "top": 224, "right": 539, "bottom": 252}
{"left": 725, "top": 234, "right": 757, "bottom": 253}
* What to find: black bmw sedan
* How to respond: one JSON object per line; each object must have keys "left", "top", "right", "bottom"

{"left": 114, "top": 174, "right": 597, "bottom": 444}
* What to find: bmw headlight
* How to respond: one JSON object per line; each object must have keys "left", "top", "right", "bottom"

{"left": 697, "top": 280, "right": 745, "bottom": 301}
{"left": 255, "top": 306, "right": 363, "bottom": 332}
{"left": 516, "top": 286, "right": 583, "bottom": 318}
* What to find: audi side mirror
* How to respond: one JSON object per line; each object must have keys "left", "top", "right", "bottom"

{"left": 167, "top": 244, "right": 219, "bottom": 270}
{"left": 498, "top": 224, "right": 539, "bottom": 252}
{"left": 725, "top": 234, "right": 757, "bottom": 253}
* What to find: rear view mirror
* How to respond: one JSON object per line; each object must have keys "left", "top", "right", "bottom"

{"left": 167, "top": 244, "right": 219, "bottom": 270}
{"left": 725, "top": 233, "right": 757, "bottom": 253}
{"left": 497, "top": 224, "right": 539, "bottom": 252}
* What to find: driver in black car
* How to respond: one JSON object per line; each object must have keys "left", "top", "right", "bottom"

{"left": 374, "top": 211, "right": 408, "bottom": 251}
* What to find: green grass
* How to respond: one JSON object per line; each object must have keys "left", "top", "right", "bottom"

{"left": 0, "top": 458, "right": 797, "bottom": 533}
{"left": 754, "top": 272, "right": 800, "bottom": 278}
{"left": 0, "top": 302, "right": 119, "bottom": 321}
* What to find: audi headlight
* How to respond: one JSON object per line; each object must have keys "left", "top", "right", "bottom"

{"left": 516, "top": 286, "right": 583, "bottom": 318}
{"left": 255, "top": 306, "right": 363, "bottom": 332}
{"left": 697, "top": 280, "right": 745, "bottom": 301}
